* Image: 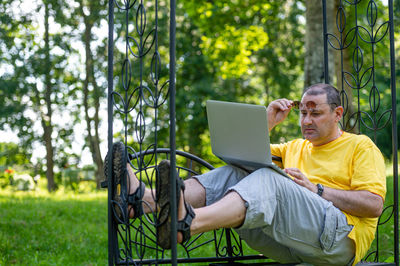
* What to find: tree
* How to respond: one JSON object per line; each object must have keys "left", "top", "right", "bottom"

{"left": 0, "top": 0, "right": 33, "bottom": 148}
{"left": 41, "top": 0, "right": 56, "bottom": 191}
{"left": 304, "top": 0, "right": 359, "bottom": 132}
{"left": 0, "top": 0, "right": 74, "bottom": 191}
{"left": 304, "top": 0, "right": 326, "bottom": 86}
{"left": 75, "top": 0, "right": 107, "bottom": 188}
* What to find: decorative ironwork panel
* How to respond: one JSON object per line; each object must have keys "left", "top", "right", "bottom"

{"left": 105, "top": 0, "right": 269, "bottom": 265}
{"left": 106, "top": 0, "right": 175, "bottom": 264}
{"left": 322, "top": 0, "right": 398, "bottom": 264}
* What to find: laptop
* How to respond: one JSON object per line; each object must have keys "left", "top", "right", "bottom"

{"left": 206, "top": 100, "right": 291, "bottom": 179}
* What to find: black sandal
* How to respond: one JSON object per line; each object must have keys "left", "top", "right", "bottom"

{"left": 104, "top": 142, "right": 145, "bottom": 222}
{"left": 177, "top": 198, "right": 196, "bottom": 245}
{"left": 156, "top": 160, "right": 195, "bottom": 249}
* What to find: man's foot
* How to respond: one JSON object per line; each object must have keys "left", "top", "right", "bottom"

{"left": 104, "top": 142, "right": 146, "bottom": 222}
{"left": 156, "top": 160, "right": 195, "bottom": 249}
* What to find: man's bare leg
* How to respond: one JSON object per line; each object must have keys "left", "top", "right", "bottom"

{"left": 126, "top": 164, "right": 156, "bottom": 217}
{"left": 127, "top": 164, "right": 247, "bottom": 242}
{"left": 126, "top": 166, "right": 208, "bottom": 217}
{"left": 192, "top": 192, "right": 246, "bottom": 234}
{"left": 177, "top": 190, "right": 247, "bottom": 243}
{"left": 183, "top": 178, "right": 206, "bottom": 208}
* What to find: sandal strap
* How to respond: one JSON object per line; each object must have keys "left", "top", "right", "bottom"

{"left": 127, "top": 181, "right": 146, "bottom": 218}
{"left": 177, "top": 201, "right": 195, "bottom": 243}
{"left": 175, "top": 175, "right": 194, "bottom": 243}
{"left": 176, "top": 176, "right": 185, "bottom": 193}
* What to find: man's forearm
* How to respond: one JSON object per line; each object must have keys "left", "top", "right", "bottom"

{"left": 321, "top": 186, "right": 384, "bottom": 218}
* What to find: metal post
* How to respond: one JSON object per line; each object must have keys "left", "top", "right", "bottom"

{"left": 388, "top": 1, "right": 398, "bottom": 264}
{"left": 322, "top": 0, "right": 329, "bottom": 84}
{"left": 107, "top": 0, "right": 115, "bottom": 265}
{"left": 169, "top": 0, "right": 177, "bottom": 264}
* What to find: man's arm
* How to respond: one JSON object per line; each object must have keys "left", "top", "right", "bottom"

{"left": 285, "top": 168, "right": 384, "bottom": 218}
{"left": 266, "top": 99, "right": 294, "bottom": 131}
{"left": 318, "top": 187, "right": 383, "bottom": 218}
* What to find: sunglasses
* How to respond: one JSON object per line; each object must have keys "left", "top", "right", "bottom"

{"left": 292, "top": 100, "right": 337, "bottom": 111}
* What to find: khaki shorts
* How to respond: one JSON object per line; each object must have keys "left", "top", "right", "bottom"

{"left": 194, "top": 165, "right": 355, "bottom": 265}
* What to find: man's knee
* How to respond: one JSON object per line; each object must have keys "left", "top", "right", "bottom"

{"left": 184, "top": 178, "right": 206, "bottom": 208}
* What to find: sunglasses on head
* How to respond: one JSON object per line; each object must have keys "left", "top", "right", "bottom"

{"left": 292, "top": 100, "right": 337, "bottom": 110}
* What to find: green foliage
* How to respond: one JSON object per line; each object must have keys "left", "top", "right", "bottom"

{"left": 0, "top": 1, "right": 33, "bottom": 144}
{"left": 0, "top": 168, "right": 14, "bottom": 188}
{"left": 0, "top": 142, "right": 31, "bottom": 167}
{"left": 1, "top": 0, "right": 398, "bottom": 187}
{"left": 60, "top": 165, "right": 97, "bottom": 192}
{"left": 200, "top": 24, "right": 269, "bottom": 79}
{"left": 173, "top": 0, "right": 306, "bottom": 158}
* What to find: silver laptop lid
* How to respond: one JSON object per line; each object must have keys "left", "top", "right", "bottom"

{"left": 206, "top": 100, "right": 272, "bottom": 166}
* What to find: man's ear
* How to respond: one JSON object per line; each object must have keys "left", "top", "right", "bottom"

{"left": 335, "top": 106, "right": 344, "bottom": 122}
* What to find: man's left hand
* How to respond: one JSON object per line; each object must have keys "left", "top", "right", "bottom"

{"left": 284, "top": 168, "right": 317, "bottom": 193}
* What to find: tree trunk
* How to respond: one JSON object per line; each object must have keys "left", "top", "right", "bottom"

{"left": 81, "top": 2, "right": 104, "bottom": 188}
{"left": 304, "top": 0, "right": 335, "bottom": 89}
{"left": 43, "top": 1, "right": 56, "bottom": 192}
{"left": 304, "top": 0, "right": 325, "bottom": 88}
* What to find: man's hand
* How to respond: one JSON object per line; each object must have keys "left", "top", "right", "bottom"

{"left": 284, "top": 167, "right": 384, "bottom": 218}
{"left": 266, "top": 99, "right": 295, "bottom": 131}
{"left": 284, "top": 168, "right": 318, "bottom": 193}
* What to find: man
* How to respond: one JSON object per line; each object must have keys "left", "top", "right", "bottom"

{"left": 106, "top": 83, "right": 386, "bottom": 265}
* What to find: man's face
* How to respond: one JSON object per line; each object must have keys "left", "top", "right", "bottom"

{"left": 300, "top": 92, "right": 343, "bottom": 146}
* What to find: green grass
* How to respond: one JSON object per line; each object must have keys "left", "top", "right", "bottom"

{"left": 0, "top": 188, "right": 108, "bottom": 265}
{"left": 0, "top": 175, "right": 397, "bottom": 265}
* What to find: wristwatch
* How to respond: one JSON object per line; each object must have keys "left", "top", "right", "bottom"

{"left": 317, "top": 183, "right": 324, "bottom": 196}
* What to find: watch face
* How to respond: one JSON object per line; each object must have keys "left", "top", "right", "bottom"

{"left": 317, "top": 184, "right": 324, "bottom": 196}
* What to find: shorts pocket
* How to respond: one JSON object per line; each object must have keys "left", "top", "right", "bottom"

{"left": 319, "top": 205, "right": 338, "bottom": 251}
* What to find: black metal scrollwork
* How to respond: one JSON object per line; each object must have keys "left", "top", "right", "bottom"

{"left": 108, "top": 0, "right": 261, "bottom": 262}
{"left": 106, "top": 0, "right": 397, "bottom": 264}
{"left": 323, "top": 0, "right": 398, "bottom": 263}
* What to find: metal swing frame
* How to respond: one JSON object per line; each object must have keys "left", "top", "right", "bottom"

{"left": 105, "top": 0, "right": 398, "bottom": 265}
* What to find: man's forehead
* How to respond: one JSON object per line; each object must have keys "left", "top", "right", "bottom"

{"left": 301, "top": 92, "right": 327, "bottom": 103}
{"left": 299, "top": 93, "right": 331, "bottom": 111}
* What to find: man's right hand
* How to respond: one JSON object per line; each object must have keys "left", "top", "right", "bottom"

{"left": 266, "top": 99, "right": 295, "bottom": 131}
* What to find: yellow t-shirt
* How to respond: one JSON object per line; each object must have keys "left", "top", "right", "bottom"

{"left": 270, "top": 131, "right": 386, "bottom": 264}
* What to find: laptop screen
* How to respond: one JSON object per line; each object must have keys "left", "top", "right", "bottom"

{"left": 206, "top": 100, "right": 273, "bottom": 166}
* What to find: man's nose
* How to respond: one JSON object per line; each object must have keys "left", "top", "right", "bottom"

{"left": 302, "top": 113, "right": 313, "bottom": 125}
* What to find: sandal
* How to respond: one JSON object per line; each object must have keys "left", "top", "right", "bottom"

{"left": 156, "top": 160, "right": 195, "bottom": 249}
{"left": 104, "top": 142, "right": 145, "bottom": 222}
{"left": 177, "top": 196, "right": 196, "bottom": 245}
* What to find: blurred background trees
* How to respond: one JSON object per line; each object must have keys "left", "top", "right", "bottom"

{"left": 0, "top": 0, "right": 398, "bottom": 191}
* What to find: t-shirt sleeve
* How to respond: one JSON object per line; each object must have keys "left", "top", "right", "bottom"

{"left": 350, "top": 137, "right": 386, "bottom": 199}
{"left": 270, "top": 143, "right": 286, "bottom": 158}
{"left": 270, "top": 143, "right": 286, "bottom": 168}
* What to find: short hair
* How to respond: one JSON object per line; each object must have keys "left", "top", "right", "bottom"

{"left": 303, "top": 83, "right": 341, "bottom": 110}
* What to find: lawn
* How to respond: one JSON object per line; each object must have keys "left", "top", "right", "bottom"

{"left": 0, "top": 188, "right": 108, "bottom": 265}
{"left": 0, "top": 175, "right": 397, "bottom": 265}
